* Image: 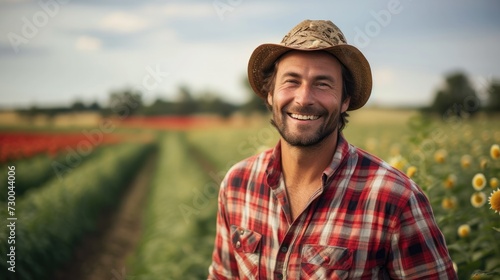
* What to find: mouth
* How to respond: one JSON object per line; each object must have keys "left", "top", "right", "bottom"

{"left": 288, "top": 113, "right": 320, "bottom": 121}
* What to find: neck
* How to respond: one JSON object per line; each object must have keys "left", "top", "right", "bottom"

{"left": 281, "top": 131, "right": 339, "bottom": 188}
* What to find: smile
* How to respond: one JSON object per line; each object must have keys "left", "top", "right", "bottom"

{"left": 289, "top": 113, "right": 320, "bottom": 120}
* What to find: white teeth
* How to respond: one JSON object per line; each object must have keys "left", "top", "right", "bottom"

{"left": 290, "top": 113, "right": 319, "bottom": 120}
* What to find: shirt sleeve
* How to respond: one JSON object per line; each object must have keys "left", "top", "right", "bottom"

{"left": 207, "top": 179, "right": 239, "bottom": 279}
{"left": 388, "top": 189, "right": 458, "bottom": 279}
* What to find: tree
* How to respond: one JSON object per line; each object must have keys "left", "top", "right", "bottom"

{"left": 70, "top": 100, "right": 86, "bottom": 111}
{"left": 87, "top": 101, "right": 101, "bottom": 112}
{"left": 108, "top": 88, "right": 143, "bottom": 118}
{"left": 430, "top": 71, "right": 480, "bottom": 117}
{"left": 486, "top": 80, "right": 500, "bottom": 112}
{"left": 198, "top": 91, "right": 238, "bottom": 117}
{"left": 175, "top": 85, "right": 199, "bottom": 115}
{"left": 240, "top": 76, "right": 268, "bottom": 114}
{"left": 140, "top": 98, "right": 176, "bottom": 115}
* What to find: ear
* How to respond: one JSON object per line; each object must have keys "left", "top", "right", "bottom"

{"left": 341, "top": 96, "right": 350, "bottom": 113}
{"left": 267, "top": 92, "right": 273, "bottom": 106}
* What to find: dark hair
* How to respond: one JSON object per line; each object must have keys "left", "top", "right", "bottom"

{"left": 261, "top": 54, "right": 353, "bottom": 132}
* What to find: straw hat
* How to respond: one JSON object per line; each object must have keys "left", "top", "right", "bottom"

{"left": 248, "top": 19, "right": 372, "bottom": 110}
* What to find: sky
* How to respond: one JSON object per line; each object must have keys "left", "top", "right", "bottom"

{"left": 0, "top": 0, "right": 499, "bottom": 109}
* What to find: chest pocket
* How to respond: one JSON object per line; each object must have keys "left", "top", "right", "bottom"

{"left": 300, "top": 244, "right": 353, "bottom": 280}
{"left": 230, "top": 225, "right": 262, "bottom": 279}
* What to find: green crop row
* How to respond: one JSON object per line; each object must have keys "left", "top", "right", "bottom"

{"left": 0, "top": 154, "right": 56, "bottom": 202}
{"left": 186, "top": 125, "right": 278, "bottom": 172}
{"left": 0, "top": 145, "right": 114, "bottom": 202}
{"left": 0, "top": 142, "right": 154, "bottom": 280}
{"left": 130, "top": 132, "right": 217, "bottom": 280}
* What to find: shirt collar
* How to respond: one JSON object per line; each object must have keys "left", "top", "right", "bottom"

{"left": 322, "top": 133, "right": 351, "bottom": 186}
{"left": 265, "top": 133, "right": 351, "bottom": 189}
{"left": 265, "top": 140, "right": 283, "bottom": 188}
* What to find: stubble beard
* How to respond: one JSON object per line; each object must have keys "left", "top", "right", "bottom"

{"left": 270, "top": 104, "right": 340, "bottom": 147}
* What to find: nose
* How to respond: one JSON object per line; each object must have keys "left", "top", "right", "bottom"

{"left": 294, "top": 83, "right": 314, "bottom": 106}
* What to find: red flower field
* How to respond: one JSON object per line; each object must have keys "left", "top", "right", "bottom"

{"left": 0, "top": 131, "right": 123, "bottom": 163}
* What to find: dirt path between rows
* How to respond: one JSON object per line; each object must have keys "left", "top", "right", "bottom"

{"left": 53, "top": 152, "right": 157, "bottom": 280}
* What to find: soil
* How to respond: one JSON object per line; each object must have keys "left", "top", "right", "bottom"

{"left": 52, "top": 153, "right": 157, "bottom": 280}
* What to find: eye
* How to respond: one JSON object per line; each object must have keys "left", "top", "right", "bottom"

{"left": 284, "top": 79, "right": 299, "bottom": 85}
{"left": 316, "top": 82, "right": 332, "bottom": 88}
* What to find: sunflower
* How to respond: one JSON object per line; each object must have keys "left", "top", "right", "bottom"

{"left": 434, "top": 149, "right": 447, "bottom": 164}
{"left": 457, "top": 224, "right": 470, "bottom": 238}
{"left": 480, "top": 158, "right": 489, "bottom": 170}
{"left": 444, "top": 174, "right": 457, "bottom": 190}
{"left": 491, "top": 144, "right": 500, "bottom": 160}
{"left": 406, "top": 166, "right": 417, "bottom": 178}
{"left": 441, "top": 197, "right": 457, "bottom": 210}
{"left": 489, "top": 188, "right": 500, "bottom": 215}
{"left": 472, "top": 173, "right": 486, "bottom": 191}
{"left": 470, "top": 192, "right": 487, "bottom": 208}
{"left": 460, "top": 154, "right": 472, "bottom": 169}
{"left": 389, "top": 155, "right": 406, "bottom": 171}
{"left": 491, "top": 177, "right": 499, "bottom": 189}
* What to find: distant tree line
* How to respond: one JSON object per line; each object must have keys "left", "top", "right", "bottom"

{"left": 14, "top": 71, "right": 500, "bottom": 119}
{"left": 426, "top": 71, "right": 500, "bottom": 117}
{"left": 18, "top": 101, "right": 103, "bottom": 119}
{"left": 17, "top": 77, "right": 268, "bottom": 119}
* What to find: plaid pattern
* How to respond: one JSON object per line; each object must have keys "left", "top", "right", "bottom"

{"left": 208, "top": 135, "right": 457, "bottom": 279}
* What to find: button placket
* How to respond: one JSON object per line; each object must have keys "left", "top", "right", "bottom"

{"left": 280, "top": 246, "right": 288, "bottom": 253}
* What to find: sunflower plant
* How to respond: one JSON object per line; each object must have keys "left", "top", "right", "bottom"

{"left": 403, "top": 115, "right": 500, "bottom": 279}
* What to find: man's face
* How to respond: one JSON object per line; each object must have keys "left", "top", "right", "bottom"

{"left": 267, "top": 51, "right": 350, "bottom": 147}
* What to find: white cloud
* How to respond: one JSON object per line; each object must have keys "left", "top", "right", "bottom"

{"left": 99, "top": 11, "right": 150, "bottom": 33}
{"left": 162, "top": 3, "right": 214, "bottom": 18}
{"left": 75, "top": 35, "right": 101, "bottom": 52}
{"left": 373, "top": 68, "right": 395, "bottom": 87}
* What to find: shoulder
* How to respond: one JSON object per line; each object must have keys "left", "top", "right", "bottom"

{"left": 221, "top": 147, "right": 274, "bottom": 191}
{"left": 350, "top": 145, "right": 426, "bottom": 206}
{"left": 351, "top": 146, "right": 412, "bottom": 183}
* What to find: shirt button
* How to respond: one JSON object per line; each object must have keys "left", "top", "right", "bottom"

{"left": 235, "top": 241, "right": 241, "bottom": 248}
{"left": 276, "top": 273, "right": 283, "bottom": 279}
{"left": 280, "top": 246, "right": 288, "bottom": 253}
{"left": 239, "top": 229, "right": 245, "bottom": 235}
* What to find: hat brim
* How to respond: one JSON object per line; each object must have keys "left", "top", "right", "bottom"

{"left": 248, "top": 43, "right": 372, "bottom": 111}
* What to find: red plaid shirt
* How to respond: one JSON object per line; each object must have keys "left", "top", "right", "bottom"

{"left": 208, "top": 134, "right": 457, "bottom": 279}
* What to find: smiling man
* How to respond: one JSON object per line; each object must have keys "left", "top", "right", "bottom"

{"left": 208, "top": 20, "right": 457, "bottom": 279}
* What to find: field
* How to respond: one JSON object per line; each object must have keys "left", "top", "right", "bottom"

{"left": 1, "top": 108, "right": 499, "bottom": 279}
